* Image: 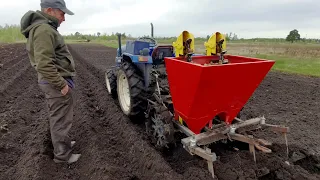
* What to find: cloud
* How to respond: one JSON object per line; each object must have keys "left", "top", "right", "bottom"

{"left": 1, "top": 0, "right": 320, "bottom": 38}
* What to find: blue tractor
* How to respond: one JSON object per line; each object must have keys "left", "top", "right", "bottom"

{"left": 104, "top": 23, "right": 175, "bottom": 117}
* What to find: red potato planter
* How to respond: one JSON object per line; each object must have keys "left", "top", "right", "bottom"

{"left": 164, "top": 55, "right": 290, "bottom": 178}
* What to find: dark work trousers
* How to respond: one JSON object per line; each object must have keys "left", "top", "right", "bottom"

{"left": 38, "top": 82, "right": 74, "bottom": 161}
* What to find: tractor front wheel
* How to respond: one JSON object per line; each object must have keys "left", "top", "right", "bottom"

{"left": 117, "top": 62, "right": 146, "bottom": 119}
{"left": 105, "top": 69, "right": 117, "bottom": 98}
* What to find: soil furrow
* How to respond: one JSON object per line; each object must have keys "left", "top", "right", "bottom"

{"left": 0, "top": 76, "right": 48, "bottom": 180}
{"left": 0, "top": 43, "right": 26, "bottom": 65}
{"left": 0, "top": 57, "right": 30, "bottom": 94}
{"left": 0, "top": 54, "right": 25, "bottom": 73}
{"left": 0, "top": 65, "right": 34, "bottom": 113}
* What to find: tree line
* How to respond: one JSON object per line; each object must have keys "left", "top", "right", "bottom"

{"left": 63, "top": 29, "right": 319, "bottom": 43}
{"left": 0, "top": 24, "right": 319, "bottom": 44}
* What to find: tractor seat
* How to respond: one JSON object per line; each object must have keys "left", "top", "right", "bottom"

{"left": 151, "top": 46, "right": 174, "bottom": 65}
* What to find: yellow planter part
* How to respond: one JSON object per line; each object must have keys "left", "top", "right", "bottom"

{"left": 179, "top": 116, "right": 183, "bottom": 124}
{"left": 172, "top": 31, "right": 195, "bottom": 57}
{"left": 204, "top": 32, "right": 226, "bottom": 56}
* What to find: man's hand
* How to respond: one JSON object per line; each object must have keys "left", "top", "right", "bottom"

{"left": 61, "top": 84, "right": 69, "bottom": 95}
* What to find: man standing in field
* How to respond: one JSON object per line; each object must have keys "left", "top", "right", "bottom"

{"left": 20, "top": 0, "right": 81, "bottom": 163}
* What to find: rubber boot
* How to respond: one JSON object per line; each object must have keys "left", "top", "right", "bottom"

{"left": 54, "top": 154, "right": 81, "bottom": 164}
{"left": 53, "top": 141, "right": 80, "bottom": 164}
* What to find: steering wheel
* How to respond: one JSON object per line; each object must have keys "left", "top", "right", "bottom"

{"left": 137, "top": 37, "right": 157, "bottom": 46}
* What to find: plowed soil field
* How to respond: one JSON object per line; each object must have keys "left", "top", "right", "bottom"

{"left": 0, "top": 43, "right": 319, "bottom": 180}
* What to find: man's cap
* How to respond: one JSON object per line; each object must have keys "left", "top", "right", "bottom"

{"left": 40, "top": 0, "right": 74, "bottom": 15}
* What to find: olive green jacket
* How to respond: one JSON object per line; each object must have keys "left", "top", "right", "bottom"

{"left": 20, "top": 10, "right": 75, "bottom": 90}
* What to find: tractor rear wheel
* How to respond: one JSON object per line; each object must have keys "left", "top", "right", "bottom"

{"left": 117, "top": 62, "right": 146, "bottom": 119}
{"left": 105, "top": 69, "right": 117, "bottom": 98}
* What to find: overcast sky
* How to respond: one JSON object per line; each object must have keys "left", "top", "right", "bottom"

{"left": 1, "top": 0, "right": 320, "bottom": 39}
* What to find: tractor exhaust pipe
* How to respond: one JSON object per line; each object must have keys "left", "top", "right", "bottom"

{"left": 117, "top": 33, "right": 122, "bottom": 56}
{"left": 150, "top": 23, "right": 154, "bottom": 38}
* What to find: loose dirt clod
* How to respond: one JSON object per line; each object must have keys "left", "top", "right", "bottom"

{"left": 0, "top": 124, "right": 8, "bottom": 133}
{"left": 291, "top": 151, "right": 307, "bottom": 162}
{"left": 0, "top": 43, "right": 319, "bottom": 180}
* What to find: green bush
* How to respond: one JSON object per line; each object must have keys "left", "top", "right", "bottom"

{"left": 0, "top": 24, "right": 25, "bottom": 43}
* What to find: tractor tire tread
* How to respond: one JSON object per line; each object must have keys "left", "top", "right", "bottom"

{"left": 106, "top": 69, "right": 117, "bottom": 98}
{"left": 120, "top": 61, "right": 147, "bottom": 118}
